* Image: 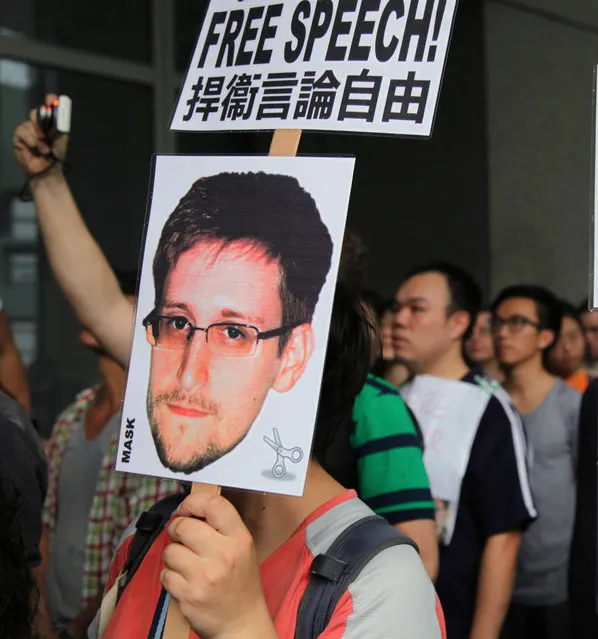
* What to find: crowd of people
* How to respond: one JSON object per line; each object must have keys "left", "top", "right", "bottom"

{"left": 0, "top": 95, "right": 596, "bottom": 639}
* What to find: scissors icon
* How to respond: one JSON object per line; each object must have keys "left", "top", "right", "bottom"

{"left": 263, "top": 428, "right": 303, "bottom": 478}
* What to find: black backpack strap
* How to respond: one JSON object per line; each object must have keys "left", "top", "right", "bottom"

{"left": 117, "top": 492, "right": 185, "bottom": 600}
{"left": 294, "top": 515, "right": 419, "bottom": 639}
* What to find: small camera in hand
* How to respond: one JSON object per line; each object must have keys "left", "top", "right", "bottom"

{"left": 37, "top": 95, "right": 72, "bottom": 139}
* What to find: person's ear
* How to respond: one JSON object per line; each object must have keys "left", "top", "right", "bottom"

{"left": 272, "top": 324, "right": 315, "bottom": 393}
{"left": 538, "top": 329, "right": 556, "bottom": 351}
{"left": 450, "top": 311, "right": 471, "bottom": 341}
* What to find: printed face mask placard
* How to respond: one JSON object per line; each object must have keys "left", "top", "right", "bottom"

{"left": 117, "top": 155, "right": 354, "bottom": 497}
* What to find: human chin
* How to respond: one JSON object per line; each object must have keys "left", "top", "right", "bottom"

{"left": 148, "top": 400, "right": 209, "bottom": 460}
{"left": 149, "top": 399, "right": 258, "bottom": 473}
{"left": 153, "top": 429, "right": 224, "bottom": 474}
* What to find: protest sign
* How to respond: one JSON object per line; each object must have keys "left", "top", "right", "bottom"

{"left": 400, "top": 375, "right": 488, "bottom": 545}
{"left": 116, "top": 154, "right": 354, "bottom": 497}
{"left": 171, "top": 0, "right": 458, "bottom": 137}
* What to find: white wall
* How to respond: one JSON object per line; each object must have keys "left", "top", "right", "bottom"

{"left": 485, "top": 0, "right": 598, "bottom": 302}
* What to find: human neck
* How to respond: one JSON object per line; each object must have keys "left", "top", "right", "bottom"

{"left": 503, "top": 355, "right": 555, "bottom": 413}
{"left": 503, "top": 355, "right": 552, "bottom": 393}
{"left": 417, "top": 345, "right": 469, "bottom": 381}
{"left": 97, "top": 356, "right": 126, "bottom": 414}
{"left": 482, "top": 359, "right": 505, "bottom": 383}
{"left": 223, "top": 463, "right": 346, "bottom": 563}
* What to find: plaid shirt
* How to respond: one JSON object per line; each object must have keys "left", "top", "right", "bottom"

{"left": 42, "top": 385, "right": 181, "bottom": 605}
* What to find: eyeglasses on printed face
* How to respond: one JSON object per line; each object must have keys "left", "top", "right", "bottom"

{"left": 142, "top": 313, "right": 298, "bottom": 358}
{"left": 491, "top": 314, "right": 541, "bottom": 334}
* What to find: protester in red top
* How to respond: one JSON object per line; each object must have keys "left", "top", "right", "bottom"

{"left": 90, "top": 284, "right": 445, "bottom": 639}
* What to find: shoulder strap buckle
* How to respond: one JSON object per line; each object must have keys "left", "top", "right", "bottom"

{"left": 309, "top": 555, "right": 347, "bottom": 583}
{"left": 135, "top": 511, "right": 163, "bottom": 533}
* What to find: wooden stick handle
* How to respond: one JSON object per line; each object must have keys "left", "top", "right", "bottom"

{"left": 269, "top": 129, "right": 302, "bottom": 157}
{"left": 162, "top": 483, "right": 222, "bottom": 639}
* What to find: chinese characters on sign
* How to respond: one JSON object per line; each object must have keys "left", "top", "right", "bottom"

{"left": 171, "top": 0, "right": 458, "bottom": 136}
{"left": 181, "top": 69, "right": 430, "bottom": 126}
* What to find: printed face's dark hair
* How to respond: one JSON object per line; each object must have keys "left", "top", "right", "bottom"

{"left": 0, "top": 477, "right": 37, "bottom": 639}
{"left": 311, "top": 281, "right": 372, "bottom": 465}
{"left": 405, "top": 261, "right": 482, "bottom": 342}
{"left": 153, "top": 172, "right": 333, "bottom": 334}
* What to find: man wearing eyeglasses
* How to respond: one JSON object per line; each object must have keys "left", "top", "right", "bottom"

{"left": 393, "top": 263, "right": 536, "bottom": 639}
{"left": 492, "top": 286, "right": 581, "bottom": 639}
{"left": 139, "top": 172, "right": 331, "bottom": 474}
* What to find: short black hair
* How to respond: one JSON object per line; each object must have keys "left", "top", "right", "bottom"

{"left": 405, "top": 261, "right": 482, "bottom": 342}
{"left": 153, "top": 172, "right": 333, "bottom": 333}
{"left": 311, "top": 281, "right": 371, "bottom": 466}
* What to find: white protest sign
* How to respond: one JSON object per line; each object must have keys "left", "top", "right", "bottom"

{"left": 171, "top": 0, "right": 458, "bottom": 136}
{"left": 400, "top": 374, "right": 488, "bottom": 545}
{"left": 116, "top": 155, "right": 354, "bottom": 497}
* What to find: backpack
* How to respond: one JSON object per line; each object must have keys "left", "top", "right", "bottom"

{"left": 116, "top": 493, "right": 419, "bottom": 638}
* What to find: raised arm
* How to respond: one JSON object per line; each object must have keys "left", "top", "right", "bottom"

{"left": 13, "top": 95, "right": 134, "bottom": 367}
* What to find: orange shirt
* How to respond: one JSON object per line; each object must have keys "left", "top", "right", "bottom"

{"left": 566, "top": 368, "right": 590, "bottom": 394}
{"left": 98, "top": 491, "right": 446, "bottom": 638}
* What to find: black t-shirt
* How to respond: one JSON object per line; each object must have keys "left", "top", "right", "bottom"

{"left": 569, "top": 379, "right": 598, "bottom": 637}
{"left": 0, "top": 390, "right": 47, "bottom": 566}
{"left": 435, "top": 370, "right": 536, "bottom": 639}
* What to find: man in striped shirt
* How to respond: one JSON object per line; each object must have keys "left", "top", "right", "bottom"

{"left": 331, "top": 291, "right": 437, "bottom": 580}
{"left": 352, "top": 373, "right": 438, "bottom": 579}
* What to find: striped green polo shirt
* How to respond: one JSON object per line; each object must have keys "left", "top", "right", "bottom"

{"left": 351, "top": 374, "right": 435, "bottom": 524}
